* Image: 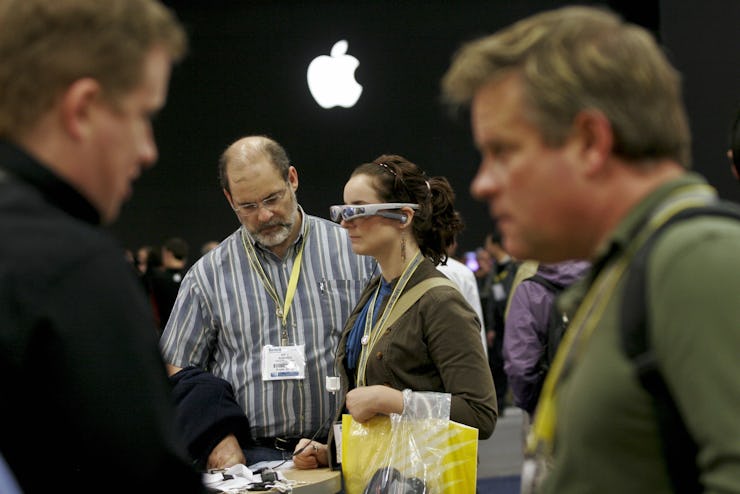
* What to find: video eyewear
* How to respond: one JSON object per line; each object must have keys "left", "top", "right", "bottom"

{"left": 329, "top": 203, "right": 419, "bottom": 223}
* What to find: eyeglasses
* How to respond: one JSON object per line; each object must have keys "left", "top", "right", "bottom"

{"left": 329, "top": 203, "right": 419, "bottom": 223}
{"left": 232, "top": 185, "right": 289, "bottom": 217}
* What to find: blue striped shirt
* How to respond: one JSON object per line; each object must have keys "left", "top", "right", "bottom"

{"left": 160, "top": 211, "right": 376, "bottom": 440}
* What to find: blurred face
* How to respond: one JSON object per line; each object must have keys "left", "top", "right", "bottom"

{"left": 88, "top": 46, "right": 172, "bottom": 224}
{"left": 226, "top": 161, "right": 300, "bottom": 249}
{"left": 469, "top": 73, "right": 580, "bottom": 262}
{"left": 136, "top": 247, "right": 149, "bottom": 271}
{"left": 340, "top": 173, "right": 403, "bottom": 260}
{"left": 475, "top": 248, "right": 492, "bottom": 277}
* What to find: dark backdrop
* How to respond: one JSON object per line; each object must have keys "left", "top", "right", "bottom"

{"left": 109, "top": 0, "right": 740, "bottom": 260}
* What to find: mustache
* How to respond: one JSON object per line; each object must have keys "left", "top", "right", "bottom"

{"left": 257, "top": 221, "right": 289, "bottom": 233}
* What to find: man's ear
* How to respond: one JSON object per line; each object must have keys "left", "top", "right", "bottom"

{"left": 287, "top": 165, "right": 299, "bottom": 192}
{"left": 570, "top": 109, "right": 613, "bottom": 176}
{"left": 223, "top": 188, "right": 235, "bottom": 209}
{"left": 60, "top": 78, "right": 102, "bottom": 140}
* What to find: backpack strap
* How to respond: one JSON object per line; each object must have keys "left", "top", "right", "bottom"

{"left": 381, "top": 277, "right": 458, "bottom": 331}
{"left": 620, "top": 202, "right": 740, "bottom": 494}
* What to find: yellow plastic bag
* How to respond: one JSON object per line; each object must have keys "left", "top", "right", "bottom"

{"left": 341, "top": 409, "right": 478, "bottom": 493}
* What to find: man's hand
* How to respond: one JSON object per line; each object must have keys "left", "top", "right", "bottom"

{"left": 292, "top": 438, "right": 328, "bottom": 469}
{"left": 206, "top": 434, "right": 246, "bottom": 470}
{"left": 166, "top": 363, "right": 183, "bottom": 376}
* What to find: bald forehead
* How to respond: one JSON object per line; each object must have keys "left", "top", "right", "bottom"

{"left": 224, "top": 136, "right": 273, "bottom": 168}
{"left": 224, "top": 138, "right": 280, "bottom": 185}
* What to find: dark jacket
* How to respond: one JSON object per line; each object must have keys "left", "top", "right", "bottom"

{"left": 0, "top": 141, "right": 204, "bottom": 492}
{"left": 150, "top": 267, "right": 187, "bottom": 331}
{"left": 170, "top": 366, "right": 250, "bottom": 470}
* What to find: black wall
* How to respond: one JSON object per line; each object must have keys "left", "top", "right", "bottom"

{"left": 110, "top": 0, "right": 740, "bottom": 259}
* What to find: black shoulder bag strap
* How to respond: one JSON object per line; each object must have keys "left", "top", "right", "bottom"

{"left": 620, "top": 202, "right": 740, "bottom": 494}
{"left": 526, "top": 274, "right": 565, "bottom": 294}
{"left": 528, "top": 274, "right": 569, "bottom": 379}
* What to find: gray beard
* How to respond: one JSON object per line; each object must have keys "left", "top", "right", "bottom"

{"left": 251, "top": 205, "right": 299, "bottom": 247}
{"left": 253, "top": 222, "right": 291, "bottom": 247}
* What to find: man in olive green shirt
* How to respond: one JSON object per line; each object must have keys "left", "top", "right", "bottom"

{"left": 442, "top": 5, "right": 740, "bottom": 493}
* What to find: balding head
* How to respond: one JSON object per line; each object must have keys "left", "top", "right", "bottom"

{"left": 218, "top": 135, "right": 291, "bottom": 193}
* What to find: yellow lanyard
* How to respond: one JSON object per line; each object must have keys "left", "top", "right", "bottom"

{"left": 356, "top": 251, "right": 423, "bottom": 387}
{"left": 240, "top": 222, "right": 308, "bottom": 346}
{"left": 527, "top": 183, "right": 717, "bottom": 457}
{"left": 493, "top": 260, "right": 514, "bottom": 283}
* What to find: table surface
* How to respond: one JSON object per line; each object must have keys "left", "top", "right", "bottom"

{"left": 278, "top": 467, "right": 341, "bottom": 494}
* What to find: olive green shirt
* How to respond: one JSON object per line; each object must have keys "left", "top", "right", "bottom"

{"left": 544, "top": 173, "right": 740, "bottom": 493}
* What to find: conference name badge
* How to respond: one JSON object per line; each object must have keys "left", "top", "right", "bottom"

{"left": 261, "top": 344, "right": 306, "bottom": 380}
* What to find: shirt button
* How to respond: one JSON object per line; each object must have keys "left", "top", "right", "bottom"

{"left": 376, "top": 352, "right": 383, "bottom": 360}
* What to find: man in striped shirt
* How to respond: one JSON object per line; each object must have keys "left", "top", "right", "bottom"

{"left": 161, "top": 135, "right": 375, "bottom": 470}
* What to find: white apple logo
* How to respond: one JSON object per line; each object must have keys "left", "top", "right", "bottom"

{"left": 307, "top": 40, "right": 363, "bottom": 109}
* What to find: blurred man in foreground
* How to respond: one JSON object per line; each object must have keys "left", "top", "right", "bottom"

{"left": 0, "top": 1, "right": 205, "bottom": 491}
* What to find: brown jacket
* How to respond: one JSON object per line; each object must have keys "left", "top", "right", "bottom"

{"left": 335, "top": 258, "right": 498, "bottom": 439}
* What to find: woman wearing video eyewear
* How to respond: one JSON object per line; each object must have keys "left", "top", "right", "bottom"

{"left": 293, "top": 154, "right": 497, "bottom": 469}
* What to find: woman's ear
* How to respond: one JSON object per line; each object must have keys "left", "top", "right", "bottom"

{"left": 399, "top": 207, "right": 415, "bottom": 227}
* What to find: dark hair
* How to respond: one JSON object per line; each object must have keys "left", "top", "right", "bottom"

{"left": 350, "top": 154, "right": 464, "bottom": 265}
{"left": 164, "top": 237, "right": 189, "bottom": 261}
{"left": 145, "top": 246, "right": 162, "bottom": 271}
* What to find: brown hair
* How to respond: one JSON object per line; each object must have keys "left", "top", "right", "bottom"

{"left": 351, "top": 154, "right": 464, "bottom": 265}
{"left": 442, "top": 6, "right": 691, "bottom": 168}
{"left": 0, "top": 0, "right": 187, "bottom": 139}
